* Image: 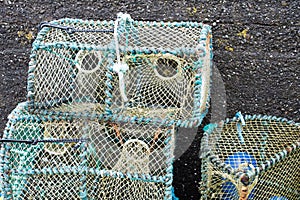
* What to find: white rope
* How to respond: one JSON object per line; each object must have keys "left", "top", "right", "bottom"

{"left": 113, "top": 13, "right": 132, "bottom": 102}
{"left": 199, "top": 43, "right": 211, "bottom": 113}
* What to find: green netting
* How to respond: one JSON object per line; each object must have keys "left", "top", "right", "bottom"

{"left": 200, "top": 114, "right": 300, "bottom": 200}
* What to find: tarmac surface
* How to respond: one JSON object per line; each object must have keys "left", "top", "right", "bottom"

{"left": 0, "top": 1, "right": 299, "bottom": 199}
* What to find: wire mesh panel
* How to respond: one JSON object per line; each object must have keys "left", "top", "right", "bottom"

{"left": 26, "top": 14, "right": 212, "bottom": 127}
{"left": 0, "top": 103, "right": 176, "bottom": 199}
{"left": 199, "top": 114, "right": 300, "bottom": 200}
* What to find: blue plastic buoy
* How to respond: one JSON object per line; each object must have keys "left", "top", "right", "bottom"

{"left": 224, "top": 152, "right": 257, "bottom": 170}
{"left": 269, "top": 196, "right": 288, "bottom": 200}
{"left": 222, "top": 152, "right": 257, "bottom": 200}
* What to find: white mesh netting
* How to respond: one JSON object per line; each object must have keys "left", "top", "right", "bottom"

{"left": 28, "top": 15, "right": 212, "bottom": 123}
{"left": 32, "top": 48, "right": 111, "bottom": 113}
{"left": 0, "top": 14, "right": 213, "bottom": 199}
{"left": 0, "top": 105, "right": 175, "bottom": 199}
{"left": 200, "top": 115, "right": 300, "bottom": 200}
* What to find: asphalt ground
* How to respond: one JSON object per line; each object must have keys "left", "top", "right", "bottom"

{"left": 0, "top": 1, "right": 299, "bottom": 199}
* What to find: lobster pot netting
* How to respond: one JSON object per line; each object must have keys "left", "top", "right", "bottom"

{"left": 109, "top": 16, "right": 212, "bottom": 123}
{"left": 0, "top": 104, "right": 175, "bottom": 199}
{"left": 27, "top": 14, "right": 212, "bottom": 125}
{"left": 29, "top": 44, "right": 114, "bottom": 114}
{"left": 200, "top": 115, "right": 300, "bottom": 200}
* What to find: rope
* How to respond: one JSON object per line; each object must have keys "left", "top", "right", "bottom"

{"left": 112, "top": 13, "right": 132, "bottom": 102}
{"left": 39, "top": 22, "right": 113, "bottom": 34}
{"left": 0, "top": 138, "right": 89, "bottom": 145}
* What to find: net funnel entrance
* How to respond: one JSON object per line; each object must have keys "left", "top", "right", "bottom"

{"left": 200, "top": 114, "right": 300, "bottom": 200}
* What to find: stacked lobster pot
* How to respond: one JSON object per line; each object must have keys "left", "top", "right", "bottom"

{"left": 0, "top": 13, "right": 212, "bottom": 199}
{"left": 200, "top": 113, "right": 300, "bottom": 200}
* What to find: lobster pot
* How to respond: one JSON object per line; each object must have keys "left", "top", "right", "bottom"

{"left": 199, "top": 115, "right": 300, "bottom": 200}
{"left": 27, "top": 15, "right": 212, "bottom": 126}
{"left": 109, "top": 16, "right": 212, "bottom": 126}
{"left": 0, "top": 103, "right": 176, "bottom": 200}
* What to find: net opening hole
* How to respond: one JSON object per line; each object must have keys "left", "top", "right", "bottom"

{"left": 154, "top": 57, "right": 180, "bottom": 79}
{"left": 76, "top": 51, "right": 102, "bottom": 74}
